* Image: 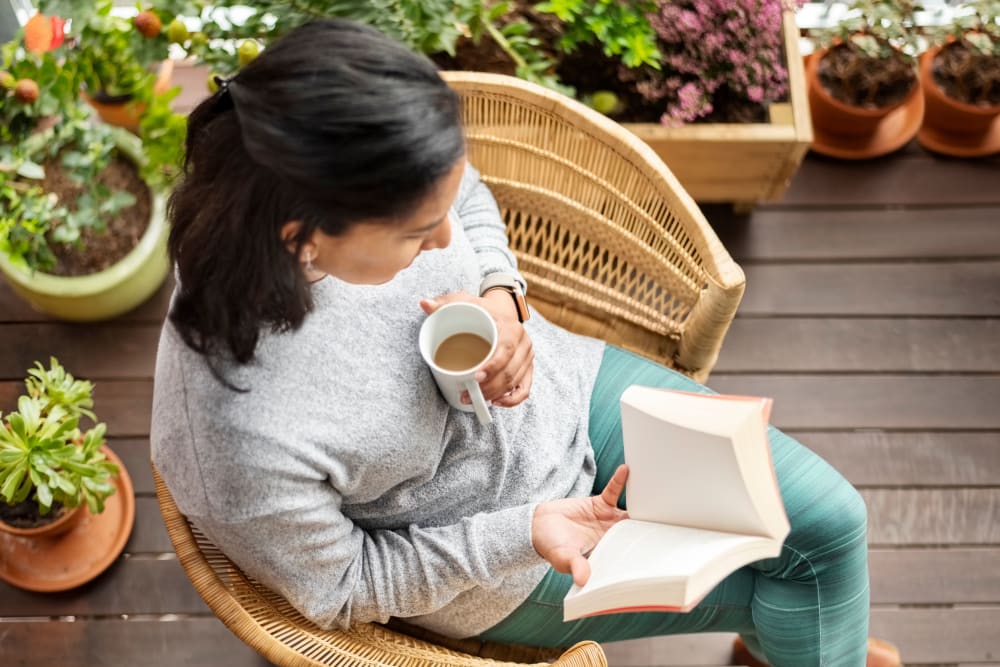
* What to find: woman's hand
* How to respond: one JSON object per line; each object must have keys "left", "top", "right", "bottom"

{"left": 420, "top": 290, "right": 534, "bottom": 408}
{"left": 531, "top": 465, "right": 629, "bottom": 586}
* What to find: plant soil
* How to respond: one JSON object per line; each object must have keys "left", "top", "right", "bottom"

{"left": 0, "top": 499, "right": 67, "bottom": 529}
{"left": 932, "top": 40, "right": 1000, "bottom": 107}
{"left": 42, "top": 154, "right": 151, "bottom": 277}
{"left": 819, "top": 43, "right": 917, "bottom": 109}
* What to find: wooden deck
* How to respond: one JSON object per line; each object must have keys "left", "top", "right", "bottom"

{"left": 2, "top": 88, "right": 999, "bottom": 664}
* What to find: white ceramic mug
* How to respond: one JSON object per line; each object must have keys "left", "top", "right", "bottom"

{"left": 419, "top": 302, "right": 497, "bottom": 425}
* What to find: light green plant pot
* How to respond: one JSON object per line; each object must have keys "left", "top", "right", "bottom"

{"left": 0, "top": 132, "right": 171, "bottom": 322}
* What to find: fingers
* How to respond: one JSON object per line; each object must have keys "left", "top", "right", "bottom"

{"left": 549, "top": 545, "right": 592, "bottom": 587}
{"left": 479, "top": 321, "right": 533, "bottom": 402}
{"left": 569, "top": 554, "right": 591, "bottom": 587}
{"left": 419, "top": 291, "right": 474, "bottom": 314}
{"left": 491, "top": 366, "right": 534, "bottom": 408}
{"left": 599, "top": 464, "right": 629, "bottom": 508}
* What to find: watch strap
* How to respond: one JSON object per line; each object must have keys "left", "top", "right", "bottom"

{"left": 479, "top": 273, "right": 530, "bottom": 323}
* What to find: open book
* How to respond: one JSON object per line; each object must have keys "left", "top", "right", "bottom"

{"left": 563, "top": 386, "right": 790, "bottom": 621}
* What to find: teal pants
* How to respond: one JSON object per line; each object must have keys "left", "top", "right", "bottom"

{"left": 481, "top": 346, "right": 870, "bottom": 666}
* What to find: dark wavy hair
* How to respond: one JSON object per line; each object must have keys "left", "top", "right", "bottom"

{"left": 167, "top": 19, "right": 464, "bottom": 372}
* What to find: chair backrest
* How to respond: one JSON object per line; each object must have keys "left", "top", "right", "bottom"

{"left": 443, "top": 72, "right": 744, "bottom": 382}
{"left": 154, "top": 72, "right": 745, "bottom": 667}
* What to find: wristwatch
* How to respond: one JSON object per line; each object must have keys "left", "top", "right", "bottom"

{"left": 479, "top": 273, "right": 530, "bottom": 323}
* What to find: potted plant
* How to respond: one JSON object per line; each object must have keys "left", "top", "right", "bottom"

{"left": 0, "top": 3, "right": 185, "bottom": 321}
{"left": 38, "top": 0, "right": 177, "bottom": 131}
{"left": 917, "top": 0, "right": 1000, "bottom": 157}
{"left": 0, "top": 358, "right": 116, "bottom": 538}
{"left": 805, "top": 0, "right": 924, "bottom": 159}
{"left": 0, "top": 358, "right": 135, "bottom": 593}
{"left": 154, "top": 0, "right": 809, "bottom": 207}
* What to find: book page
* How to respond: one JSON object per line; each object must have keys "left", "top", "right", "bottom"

{"left": 563, "top": 519, "right": 779, "bottom": 620}
{"left": 621, "top": 387, "right": 775, "bottom": 536}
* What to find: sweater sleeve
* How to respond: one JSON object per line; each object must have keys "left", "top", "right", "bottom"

{"left": 456, "top": 161, "right": 528, "bottom": 294}
{"left": 186, "top": 460, "right": 543, "bottom": 631}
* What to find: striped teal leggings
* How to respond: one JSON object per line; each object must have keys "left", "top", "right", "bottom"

{"left": 480, "top": 346, "right": 870, "bottom": 666}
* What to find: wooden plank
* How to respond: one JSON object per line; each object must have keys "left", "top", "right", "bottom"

{"left": 869, "top": 608, "right": 1000, "bottom": 665}
{"left": 0, "top": 380, "right": 152, "bottom": 437}
{"left": 708, "top": 375, "right": 1000, "bottom": 430}
{"left": 737, "top": 261, "right": 1000, "bottom": 316}
{"left": 5, "top": 373, "right": 998, "bottom": 439}
{"left": 0, "top": 324, "right": 160, "bottom": 380}
{"left": 870, "top": 548, "right": 1000, "bottom": 604}
{"left": 124, "top": 497, "right": 174, "bottom": 554}
{"left": 706, "top": 206, "right": 1000, "bottom": 261}
{"left": 603, "top": 608, "right": 1000, "bottom": 666}
{"left": 0, "top": 618, "right": 272, "bottom": 667}
{"left": 791, "top": 432, "right": 1000, "bottom": 487}
{"left": 0, "top": 276, "right": 172, "bottom": 324}
{"left": 602, "top": 632, "right": 737, "bottom": 667}
{"left": 781, "top": 152, "right": 1000, "bottom": 206}
{"left": 108, "top": 438, "right": 155, "bottom": 496}
{"left": 715, "top": 318, "right": 1000, "bottom": 373}
{"left": 0, "top": 559, "right": 208, "bottom": 617}
{"left": 863, "top": 489, "right": 1000, "bottom": 545}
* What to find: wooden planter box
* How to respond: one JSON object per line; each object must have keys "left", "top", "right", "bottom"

{"left": 169, "top": 11, "right": 809, "bottom": 207}
{"left": 621, "top": 10, "right": 812, "bottom": 206}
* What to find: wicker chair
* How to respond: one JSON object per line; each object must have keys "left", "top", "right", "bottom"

{"left": 153, "top": 71, "right": 745, "bottom": 667}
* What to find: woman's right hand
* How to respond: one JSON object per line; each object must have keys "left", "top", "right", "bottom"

{"left": 531, "top": 465, "right": 629, "bottom": 586}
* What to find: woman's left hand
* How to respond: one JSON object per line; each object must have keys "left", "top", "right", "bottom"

{"left": 420, "top": 291, "right": 533, "bottom": 408}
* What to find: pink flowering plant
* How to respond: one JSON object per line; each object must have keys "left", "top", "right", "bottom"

{"left": 535, "top": 0, "right": 801, "bottom": 125}
{"left": 645, "top": 0, "right": 800, "bottom": 125}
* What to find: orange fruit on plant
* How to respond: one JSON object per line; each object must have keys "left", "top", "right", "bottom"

{"left": 23, "top": 13, "right": 53, "bottom": 53}
{"left": 134, "top": 10, "right": 162, "bottom": 38}
{"left": 14, "top": 79, "right": 40, "bottom": 104}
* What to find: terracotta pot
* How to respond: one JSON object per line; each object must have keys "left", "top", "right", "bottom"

{"left": 0, "top": 445, "right": 136, "bottom": 592}
{"left": 83, "top": 59, "right": 174, "bottom": 133}
{"left": 0, "top": 503, "right": 84, "bottom": 539}
{"left": 917, "top": 46, "right": 1000, "bottom": 157}
{"left": 806, "top": 49, "right": 920, "bottom": 138}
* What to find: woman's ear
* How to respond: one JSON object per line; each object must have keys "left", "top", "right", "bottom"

{"left": 280, "top": 220, "right": 303, "bottom": 254}
{"left": 281, "top": 220, "right": 319, "bottom": 265}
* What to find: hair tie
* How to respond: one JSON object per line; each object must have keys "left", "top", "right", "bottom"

{"left": 214, "top": 75, "right": 232, "bottom": 95}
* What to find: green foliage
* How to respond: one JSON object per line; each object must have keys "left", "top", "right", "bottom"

{"left": 0, "top": 358, "right": 117, "bottom": 517}
{"left": 929, "top": 0, "right": 1000, "bottom": 56}
{"left": 812, "top": 0, "right": 924, "bottom": 59}
{"left": 0, "top": 108, "right": 137, "bottom": 272}
{"left": 535, "top": 0, "right": 661, "bottom": 69}
{"left": 162, "top": 0, "right": 569, "bottom": 95}
{"left": 39, "top": 0, "right": 169, "bottom": 97}
{"left": 0, "top": 0, "right": 185, "bottom": 272}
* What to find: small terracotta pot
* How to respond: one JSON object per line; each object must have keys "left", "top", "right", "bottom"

{"left": 0, "top": 503, "right": 84, "bottom": 539}
{"left": 83, "top": 59, "right": 175, "bottom": 133}
{"left": 806, "top": 49, "right": 920, "bottom": 138}
{"left": 918, "top": 46, "right": 1000, "bottom": 154}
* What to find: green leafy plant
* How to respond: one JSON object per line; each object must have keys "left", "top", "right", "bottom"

{"left": 812, "top": 0, "right": 923, "bottom": 60}
{"left": 158, "top": 0, "right": 569, "bottom": 95}
{"left": 0, "top": 105, "right": 138, "bottom": 272}
{"left": 925, "top": 0, "right": 1000, "bottom": 106}
{"left": 535, "top": 0, "right": 660, "bottom": 69}
{"left": 0, "top": 358, "right": 117, "bottom": 518}
{"left": 809, "top": 0, "right": 923, "bottom": 108}
{"left": 0, "top": 0, "right": 186, "bottom": 273}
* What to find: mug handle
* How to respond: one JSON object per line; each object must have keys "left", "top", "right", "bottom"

{"left": 463, "top": 378, "right": 493, "bottom": 426}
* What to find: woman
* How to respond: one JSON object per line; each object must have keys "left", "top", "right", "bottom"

{"left": 151, "top": 19, "right": 897, "bottom": 667}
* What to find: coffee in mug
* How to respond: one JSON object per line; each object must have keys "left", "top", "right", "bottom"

{"left": 434, "top": 333, "right": 493, "bottom": 371}
{"left": 418, "top": 302, "right": 498, "bottom": 425}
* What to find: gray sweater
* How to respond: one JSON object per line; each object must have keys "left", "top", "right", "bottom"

{"left": 151, "top": 164, "right": 605, "bottom": 637}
